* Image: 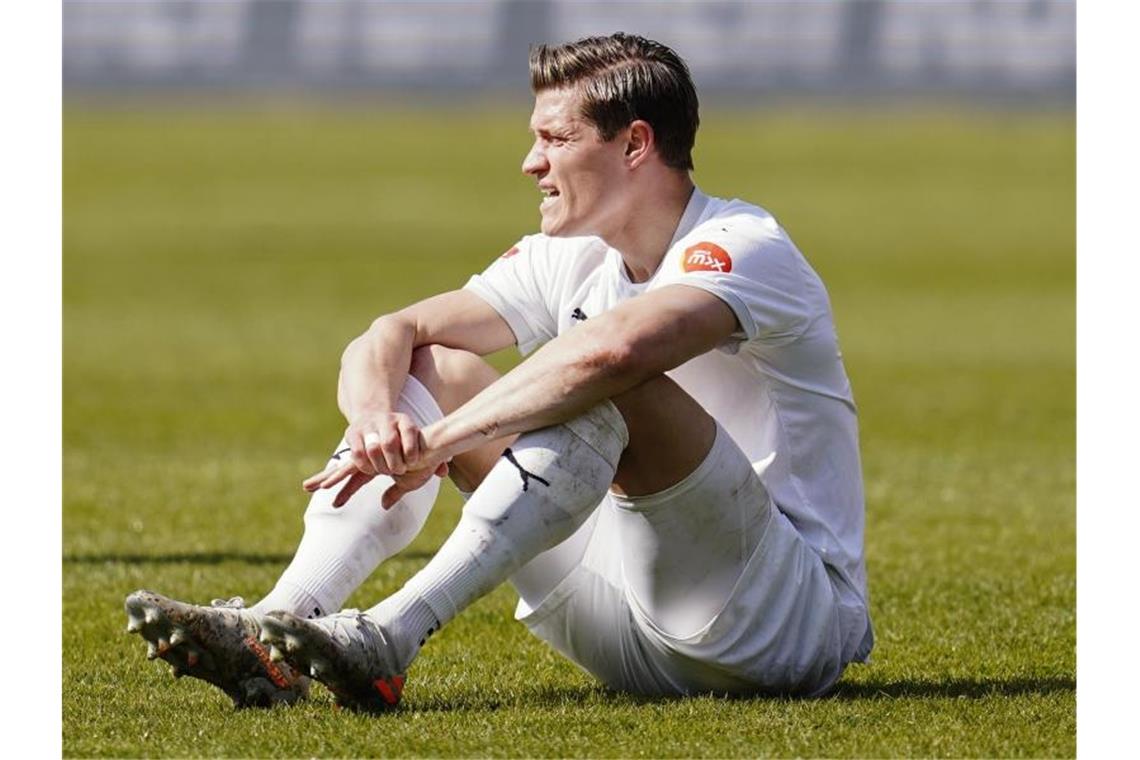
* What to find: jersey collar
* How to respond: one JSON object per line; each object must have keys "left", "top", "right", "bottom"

{"left": 667, "top": 186, "right": 711, "bottom": 250}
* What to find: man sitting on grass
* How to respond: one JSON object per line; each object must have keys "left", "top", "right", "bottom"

{"left": 126, "top": 32, "right": 873, "bottom": 711}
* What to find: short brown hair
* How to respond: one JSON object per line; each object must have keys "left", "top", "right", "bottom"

{"left": 529, "top": 33, "right": 699, "bottom": 171}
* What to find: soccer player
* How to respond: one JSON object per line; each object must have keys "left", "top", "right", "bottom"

{"left": 126, "top": 33, "right": 873, "bottom": 711}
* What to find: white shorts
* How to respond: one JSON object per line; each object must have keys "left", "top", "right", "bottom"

{"left": 514, "top": 427, "right": 860, "bottom": 697}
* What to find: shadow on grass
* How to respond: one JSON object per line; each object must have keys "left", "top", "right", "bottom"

{"left": 829, "top": 675, "right": 1075, "bottom": 700}
{"left": 63, "top": 550, "right": 435, "bottom": 565}
{"left": 409, "top": 684, "right": 615, "bottom": 714}
{"left": 407, "top": 676, "right": 1074, "bottom": 713}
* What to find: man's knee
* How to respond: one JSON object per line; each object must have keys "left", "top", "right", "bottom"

{"left": 409, "top": 344, "right": 499, "bottom": 415}
{"left": 409, "top": 344, "right": 510, "bottom": 493}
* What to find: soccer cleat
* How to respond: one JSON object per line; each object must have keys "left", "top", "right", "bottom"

{"left": 123, "top": 590, "right": 310, "bottom": 709}
{"left": 259, "top": 609, "right": 406, "bottom": 713}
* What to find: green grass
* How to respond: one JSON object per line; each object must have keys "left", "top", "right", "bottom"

{"left": 64, "top": 104, "right": 1075, "bottom": 757}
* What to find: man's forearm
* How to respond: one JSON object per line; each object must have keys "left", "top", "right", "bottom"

{"left": 337, "top": 315, "right": 417, "bottom": 423}
{"left": 421, "top": 318, "right": 648, "bottom": 463}
{"left": 417, "top": 285, "right": 739, "bottom": 467}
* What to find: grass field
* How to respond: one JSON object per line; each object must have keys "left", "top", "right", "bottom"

{"left": 63, "top": 104, "right": 1075, "bottom": 757}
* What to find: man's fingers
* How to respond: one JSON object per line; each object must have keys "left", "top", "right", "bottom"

{"left": 302, "top": 468, "right": 329, "bottom": 491}
{"left": 317, "top": 461, "right": 357, "bottom": 491}
{"left": 383, "top": 464, "right": 444, "bottom": 510}
{"left": 303, "top": 463, "right": 335, "bottom": 490}
{"left": 398, "top": 418, "right": 420, "bottom": 469}
{"left": 321, "top": 467, "right": 354, "bottom": 491}
{"left": 381, "top": 482, "right": 408, "bottom": 510}
{"left": 378, "top": 427, "right": 406, "bottom": 476}
{"left": 333, "top": 471, "right": 376, "bottom": 508}
{"left": 304, "top": 460, "right": 350, "bottom": 491}
{"left": 363, "top": 431, "right": 390, "bottom": 476}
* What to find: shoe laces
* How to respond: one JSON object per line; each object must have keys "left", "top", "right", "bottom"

{"left": 210, "top": 596, "right": 246, "bottom": 609}
{"left": 322, "top": 610, "right": 387, "bottom": 649}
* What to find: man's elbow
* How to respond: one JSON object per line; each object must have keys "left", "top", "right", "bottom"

{"left": 341, "top": 313, "right": 413, "bottom": 366}
{"left": 573, "top": 330, "right": 655, "bottom": 384}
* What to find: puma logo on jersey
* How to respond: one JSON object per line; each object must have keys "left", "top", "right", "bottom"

{"left": 682, "top": 242, "right": 732, "bottom": 273}
{"left": 570, "top": 308, "right": 588, "bottom": 321}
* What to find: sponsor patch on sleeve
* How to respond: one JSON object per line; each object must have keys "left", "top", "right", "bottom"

{"left": 682, "top": 242, "right": 732, "bottom": 273}
{"left": 500, "top": 245, "right": 520, "bottom": 259}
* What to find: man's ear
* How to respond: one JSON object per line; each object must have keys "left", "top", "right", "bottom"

{"left": 625, "top": 120, "right": 654, "bottom": 169}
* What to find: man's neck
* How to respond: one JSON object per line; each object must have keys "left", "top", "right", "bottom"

{"left": 607, "top": 176, "right": 696, "bottom": 283}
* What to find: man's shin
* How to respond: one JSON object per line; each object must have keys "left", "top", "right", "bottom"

{"left": 252, "top": 376, "right": 444, "bottom": 618}
{"left": 367, "top": 402, "right": 628, "bottom": 670}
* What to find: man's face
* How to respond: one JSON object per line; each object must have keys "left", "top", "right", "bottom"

{"left": 522, "top": 88, "right": 629, "bottom": 237}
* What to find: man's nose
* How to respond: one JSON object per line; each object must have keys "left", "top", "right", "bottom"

{"left": 521, "top": 142, "right": 547, "bottom": 176}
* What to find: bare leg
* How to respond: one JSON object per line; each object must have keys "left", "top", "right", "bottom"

{"left": 609, "top": 374, "right": 717, "bottom": 496}
{"left": 407, "top": 344, "right": 515, "bottom": 493}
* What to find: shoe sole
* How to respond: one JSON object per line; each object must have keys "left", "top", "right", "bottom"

{"left": 259, "top": 612, "right": 405, "bottom": 713}
{"left": 124, "top": 590, "right": 308, "bottom": 708}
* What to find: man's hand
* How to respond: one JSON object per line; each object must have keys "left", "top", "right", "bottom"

{"left": 302, "top": 457, "right": 449, "bottom": 509}
{"left": 317, "top": 289, "right": 514, "bottom": 509}
{"left": 380, "top": 465, "right": 446, "bottom": 510}
{"left": 302, "top": 414, "right": 449, "bottom": 509}
{"left": 346, "top": 411, "right": 427, "bottom": 477}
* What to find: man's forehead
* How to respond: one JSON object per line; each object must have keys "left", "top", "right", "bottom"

{"left": 529, "top": 88, "right": 584, "bottom": 132}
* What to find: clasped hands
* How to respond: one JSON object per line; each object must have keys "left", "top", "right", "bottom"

{"left": 302, "top": 411, "right": 449, "bottom": 510}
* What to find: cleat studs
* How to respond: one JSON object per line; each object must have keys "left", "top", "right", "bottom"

{"left": 284, "top": 635, "right": 301, "bottom": 653}
{"left": 169, "top": 629, "right": 187, "bottom": 647}
{"left": 258, "top": 630, "right": 273, "bottom": 646}
{"left": 186, "top": 651, "right": 199, "bottom": 667}
{"left": 146, "top": 642, "right": 159, "bottom": 660}
{"left": 309, "top": 660, "right": 324, "bottom": 678}
{"left": 156, "top": 637, "right": 170, "bottom": 655}
{"left": 143, "top": 608, "right": 160, "bottom": 625}
{"left": 126, "top": 616, "right": 143, "bottom": 634}
{"left": 269, "top": 645, "right": 284, "bottom": 663}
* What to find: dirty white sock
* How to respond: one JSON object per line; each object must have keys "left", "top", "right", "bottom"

{"left": 367, "top": 402, "right": 628, "bottom": 669}
{"left": 252, "top": 376, "right": 444, "bottom": 618}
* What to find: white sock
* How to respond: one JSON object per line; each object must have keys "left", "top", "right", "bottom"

{"left": 251, "top": 376, "right": 444, "bottom": 618}
{"left": 367, "top": 401, "right": 628, "bottom": 670}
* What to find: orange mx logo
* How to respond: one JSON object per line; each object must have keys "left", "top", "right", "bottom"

{"left": 682, "top": 242, "right": 732, "bottom": 273}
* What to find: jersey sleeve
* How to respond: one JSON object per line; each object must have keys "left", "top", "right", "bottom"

{"left": 463, "top": 236, "right": 560, "bottom": 355}
{"left": 651, "top": 219, "right": 817, "bottom": 350}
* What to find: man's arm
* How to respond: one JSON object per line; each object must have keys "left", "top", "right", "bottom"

{"left": 334, "top": 289, "right": 515, "bottom": 477}
{"left": 314, "top": 284, "right": 737, "bottom": 508}
{"left": 420, "top": 284, "right": 737, "bottom": 463}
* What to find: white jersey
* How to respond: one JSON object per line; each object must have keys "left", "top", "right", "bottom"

{"left": 464, "top": 188, "right": 871, "bottom": 648}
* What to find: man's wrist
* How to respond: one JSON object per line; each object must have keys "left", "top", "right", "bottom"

{"left": 420, "top": 421, "right": 451, "bottom": 463}
{"left": 344, "top": 401, "right": 395, "bottom": 425}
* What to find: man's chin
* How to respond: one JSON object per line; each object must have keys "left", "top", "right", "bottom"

{"left": 540, "top": 217, "right": 594, "bottom": 239}
{"left": 539, "top": 216, "right": 562, "bottom": 236}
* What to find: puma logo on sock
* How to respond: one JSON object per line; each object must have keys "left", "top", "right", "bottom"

{"left": 502, "top": 448, "right": 551, "bottom": 491}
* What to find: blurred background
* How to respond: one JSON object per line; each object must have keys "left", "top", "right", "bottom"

{"left": 63, "top": 3, "right": 1074, "bottom": 754}
{"left": 65, "top": 0, "right": 1073, "bottom": 98}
